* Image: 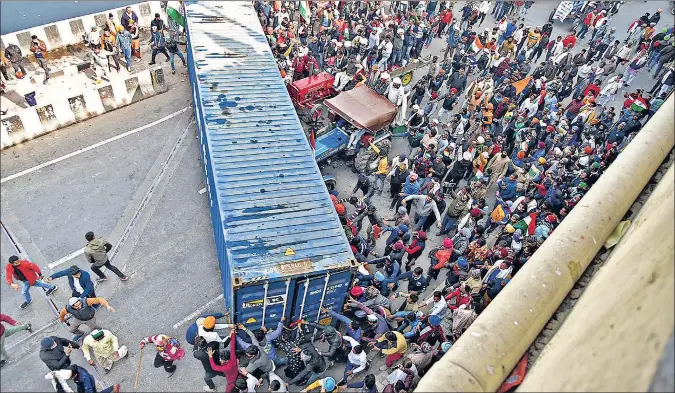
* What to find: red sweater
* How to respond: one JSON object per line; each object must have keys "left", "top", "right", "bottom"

{"left": 444, "top": 288, "right": 472, "bottom": 310}
{"left": 441, "top": 10, "right": 453, "bottom": 24}
{"left": 5, "top": 260, "right": 42, "bottom": 285}
{"left": 209, "top": 331, "right": 239, "bottom": 392}
{"left": 1, "top": 314, "right": 19, "bottom": 337}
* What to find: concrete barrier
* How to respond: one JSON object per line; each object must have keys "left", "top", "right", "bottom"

{"left": 0, "top": 2, "right": 164, "bottom": 55}
{"left": 415, "top": 96, "right": 675, "bottom": 392}
{"left": 517, "top": 164, "right": 674, "bottom": 392}
{"left": 0, "top": 67, "right": 167, "bottom": 149}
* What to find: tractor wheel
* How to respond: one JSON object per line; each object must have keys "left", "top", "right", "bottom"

{"left": 401, "top": 71, "right": 413, "bottom": 86}
{"left": 354, "top": 150, "right": 377, "bottom": 174}
{"left": 324, "top": 178, "right": 337, "bottom": 191}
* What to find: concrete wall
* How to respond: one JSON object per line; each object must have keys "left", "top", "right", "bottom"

{"left": 0, "top": 67, "right": 167, "bottom": 149}
{"left": 0, "top": 1, "right": 164, "bottom": 54}
{"left": 518, "top": 164, "right": 674, "bottom": 392}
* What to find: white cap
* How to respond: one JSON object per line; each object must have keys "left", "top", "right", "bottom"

{"left": 431, "top": 118, "right": 439, "bottom": 124}
{"left": 360, "top": 37, "right": 368, "bottom": 44}
{"left": 336, "top": 42, "right": 343, "bottom": 47}
{"left": 393, "top": 77, "right": 402, "bottom": 84}
{"left": 380, "top": 72, "right": 390, "bottom": 79}
{"left": 412, "top": 104, "right": 420, "bottom": 110}
{"left": 397, "top": 28, "right": 404, "bottom": 34}
{"left": 477, "top": 136, "right": 485, "bottom": 144}
{"left": 367, "top": 314, "right": 378, "bottom": 322}
{"left": 344, "top": 41, "right": 351, "bottom": 47}
{"left": 463, "top": 152, "right": 472, "bottom": 161}
{"left": 68, "top": 297, "right": 80, "bottom": 306}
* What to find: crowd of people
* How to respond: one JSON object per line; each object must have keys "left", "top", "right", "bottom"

{"left": 1, "top": 1, "right": 673, "bottom": 392}
{"left": 256, "top": 0, "right": 671, "bottom": 391}
{"left": 2, "top": 231, "right": 129, "bottom": 391}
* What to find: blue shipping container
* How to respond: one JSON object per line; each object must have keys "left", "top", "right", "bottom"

{"left": 185, "top": 1, "right": 355, "bottom": 329}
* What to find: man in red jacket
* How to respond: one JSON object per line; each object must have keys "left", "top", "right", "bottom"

{"left": 562, "top": 33, "right": 577, "bottom": 49}
{"left": 1, "top": 314, "right": 32, "bottom": 367}
{"left": 584, "top": 79, "right": 602, "bottom": 98}
{"left": 6, "top": 255, "right": 57, "bottom": 309}
{"left": 577, "top": 10, "right": 595, "bottom": 39}
{"left": 206, "top": 328, "right": 239, "bottom": 392}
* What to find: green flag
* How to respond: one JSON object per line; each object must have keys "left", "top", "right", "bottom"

{"left": 167, "top": 1, "right": 186, "bottom": 28}
{"left": 299, "top": 1, "right": 310, "bottom": 22}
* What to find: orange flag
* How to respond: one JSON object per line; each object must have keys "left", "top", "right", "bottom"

{"left": 511, "top": 76, "right": 533, "bottom": 95}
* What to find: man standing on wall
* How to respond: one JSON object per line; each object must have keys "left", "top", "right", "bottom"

{"left": 29, "top": 35, "right": 49, "bottom": 84}
{"left": 148, "top": 25, "right": 171, "bottom": 66}
{"left": 121, "top": 6, "right": 139, "bottom": 32}
{"left": 4, "top": 43, "right": 27, "bottom": 77}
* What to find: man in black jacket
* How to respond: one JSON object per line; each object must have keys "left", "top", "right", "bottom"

{"left": 447, "top": 152, "right": 473, "bottom": 185}
{"left": 288, "top": 346, "right": 326, "bottom": 386}
{"left": 4, "top": 44, "right": 26, "bottom": 76}
{"left": 40, "top": 336, "right": 79, "bottom": 371}
{"left": 194, "top": 336, "right": 226, "bottom": 392}
{"left": 448, "top": 68, "right": 467, "bottom": 94}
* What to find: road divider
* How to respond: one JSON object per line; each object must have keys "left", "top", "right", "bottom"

{"left": 1, "top": 67, "right": 169, "bottom": 150}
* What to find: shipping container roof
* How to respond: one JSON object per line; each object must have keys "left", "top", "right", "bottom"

{"left": 185, "top": 1, "right": 354, "bottom": 285}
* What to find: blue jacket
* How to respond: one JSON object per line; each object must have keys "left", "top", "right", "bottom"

{"left": 73, "top": 365, "right": 96, "bottom": 393}
{"left": 403, "top": 179, "right": 420, "bottom": 196}
{"left": 504, "top": 22, "right": 517, "bottom": 38}
{"left": 50, "top": 269, "right": 95, "bottom": 298}
{"left": 327, "top": 309, "right": 361, "bottom": 341}
{"left": 395, "top": 272, "right": 428, "bottom": 292}
{"left": 381, "top": 226, "right": 411, "bottom": 246}
{"left": 150, "top": 31, "right": 166, "bottom": 48}
{"left": 500, "top": 179, "right": 518, "bottom": 200}
{"left": 446, "top": 26, "right": 460, "bottom": 48}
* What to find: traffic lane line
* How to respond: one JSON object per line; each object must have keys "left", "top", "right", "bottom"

{"left": 47, "top": 248, "right": 84, "bottom": 269}
{"left": 0, "top": 106, "right": 190, "bottom": 184}
{"left": 172, "top": 294, "right": 224, "bottom": 330}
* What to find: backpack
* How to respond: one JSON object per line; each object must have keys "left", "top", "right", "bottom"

{"left": 164, "top": 337, "right": 185, "bottom": 361}
{"left": 434, "top": 248, "right": 453, "bottom": 266}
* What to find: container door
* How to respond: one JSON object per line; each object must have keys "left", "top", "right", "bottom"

{"left": 235, "top": 279, "right": 294, "bottom": 330}
{"left": 290, "top": 270, "right": 353, "bottom": 326}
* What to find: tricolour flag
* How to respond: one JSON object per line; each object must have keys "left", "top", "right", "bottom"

{"left": 469, "top": 36, "right": 484, "bottom": 53}
{"left": 630, "top": 96, "right": 648, "bottom": 112}
{"left": 299, "top": 1, "right": 311, "bottom": 23}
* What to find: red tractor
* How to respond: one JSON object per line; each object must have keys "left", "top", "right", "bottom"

{"left": 286, "top": 72, "right": 336, "bottom": 124}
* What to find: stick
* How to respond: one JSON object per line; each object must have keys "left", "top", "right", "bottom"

{"left": 134, "top": 349, "right": 143, "bottom": 392}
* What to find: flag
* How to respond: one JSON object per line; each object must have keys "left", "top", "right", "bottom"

{"left": 309, "top": 127, "right": 316, "bottom": 151}
{"left": 299, "top": 1, "right": 311, "bottom": 23}
{"left": 166, "top": 1, "right": 186, "bottom": 28}
{"left": 469, "top": 36, "right": 484, "bottom": 53}
{"left": 511, "top": 76, "right": 533, "bottom": 95}
{"left": 630, "top": 96, "right": 648, "bottom": 112}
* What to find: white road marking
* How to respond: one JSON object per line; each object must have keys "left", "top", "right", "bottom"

{"left": 1, "top": 107, "right": 190, "bottom": 184}
{"left": 198, "top": 187, "right": 206, "bottom": 194}
{"left": 172, "top": 294, "right": 224, "bottom": 330}
{"left": 47, "top": 248, "right": 84, "bottom": 269}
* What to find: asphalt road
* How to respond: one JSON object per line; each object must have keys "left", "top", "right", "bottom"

{"left": 0, "top": 1, "right": 671, "bottom": 392}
